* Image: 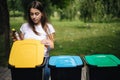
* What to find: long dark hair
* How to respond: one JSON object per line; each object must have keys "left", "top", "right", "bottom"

{"left": 27, "top": 1, "right": 49, "bottom": 36}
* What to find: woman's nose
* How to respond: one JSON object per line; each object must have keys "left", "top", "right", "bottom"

{"left": 33, "top": 14, "right": 36, "bottom": 18}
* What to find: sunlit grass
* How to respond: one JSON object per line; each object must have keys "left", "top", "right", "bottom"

{"left": 10, "top": 17, "right": 26, "bottom": 31}
{"left": 9, "top": 17, "right": 120, "bottom": 57}
{"left": 51, "top": 19, "right": 120, "bottom": 57}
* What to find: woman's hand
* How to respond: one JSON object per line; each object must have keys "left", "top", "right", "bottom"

{"left": 41, "top": 39, "right": 54, "bottom": 49}
{"left": 11, "top": 31, "right": 24, "bottom": 42}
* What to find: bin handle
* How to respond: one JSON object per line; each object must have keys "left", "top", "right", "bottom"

{"left": 36, "top": 57, "right": 46, "bottom": 68}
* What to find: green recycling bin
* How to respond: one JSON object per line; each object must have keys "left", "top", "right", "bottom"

{"left": 84, "top": 54, "right": 120, "bottom": 80}
{"left": 48, "top": 55, "right": 83, "bottom": 80}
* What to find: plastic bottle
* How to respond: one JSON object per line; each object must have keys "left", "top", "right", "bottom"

{"left": 11, "top": 28, "right": 21, "bottom": 40}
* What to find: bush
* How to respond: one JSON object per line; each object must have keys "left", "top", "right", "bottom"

{"left": 10, "top": 11, "right": 24, "bottom": 17}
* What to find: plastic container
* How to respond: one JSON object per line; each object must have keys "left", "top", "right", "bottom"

{"left": 84, "top": 54, "right": 120, "bottom": 80}
{"left": 8, "top": 39, "right": 45, "bottom": 80}
{"left": 11, "top": 28, "right": 21, "bottom": 40}
{"left": 49, "top": 55, "right": 83, "bottom": 80}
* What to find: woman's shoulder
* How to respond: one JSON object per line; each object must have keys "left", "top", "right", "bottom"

{"left": 47, "top": 23, "right": 54, "bottom": 28}
{"left": 21, "top": 23, "right": 29, "bottom": 27}
{"left": 47, "top": 23, "right": 55, "bottom": 33}
{"left": 21, "top": 23, "right": 30, "bottom": 29}
{"left": 20, "top": 23, "right": 30, "bottom": 31}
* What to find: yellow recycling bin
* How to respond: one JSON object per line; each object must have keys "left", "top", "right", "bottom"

{"left": 8, "top": 39, "right": 45, "bottom": 80}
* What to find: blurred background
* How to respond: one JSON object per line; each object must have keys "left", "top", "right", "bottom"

{"left": 0, "top": 0, "right": 120, "bottom": 66}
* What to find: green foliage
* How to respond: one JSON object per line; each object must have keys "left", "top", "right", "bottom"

{"left": 9, "top": 11, "right": 24, "bottom": 17}
{"left": 56, "top": 0, "right": 80, "bottom": 21}
{"left": 7, "top": 0, "right": 120, "bottom": 22}
{"left": 80, "top": 0, "right": 120, "bottom": 22}
{"left": 7, "top": 0, "right": 23, "bottom": 11}
{"left": 10, "top": 17, "right": 26, "bottom": 30}
{"left": 50, "top": 0, "right": 70, "bottom": 9}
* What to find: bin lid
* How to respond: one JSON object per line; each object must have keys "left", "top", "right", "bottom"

{"left": 9, "top": 39, "right": 44, "bottom": 68}
{"left": 84, "top": 54, "right": 120, "bottom": 67}
{"left": 49, "top": 55, "right": 83, "bottom": 68}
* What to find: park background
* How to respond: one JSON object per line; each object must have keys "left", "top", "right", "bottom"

{"left": 0, "top": 0, "right": 120, "bottom": 66}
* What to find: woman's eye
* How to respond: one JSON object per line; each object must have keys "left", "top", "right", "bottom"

{"left": 35, "top": 12, "right": 40, "bottom": 16}
{"left": 30, "top": 13, "right": 34, "bottom": 16}
{"left": 30, "top": 12, "right": 40, "bottom": 16}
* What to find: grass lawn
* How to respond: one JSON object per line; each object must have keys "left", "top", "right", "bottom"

{"left": 51, "top": 19, "right": 120, "bottom": 57}
{"left": 0, "top": 17, "right": 120, "bottom": 66}
{"left": 10, "top": 17, "right": 120, "bottom": 57}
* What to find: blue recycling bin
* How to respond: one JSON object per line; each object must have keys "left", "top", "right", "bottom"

{"left": 48, "top": 55, "right": 83, "bottom": 80}
{"left": 84, "top": 54, "right": 120, "bottom": 80}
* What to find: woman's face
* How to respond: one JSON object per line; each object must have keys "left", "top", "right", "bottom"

{"left": 30, "top": 8, "right": 42, "bottom": 25}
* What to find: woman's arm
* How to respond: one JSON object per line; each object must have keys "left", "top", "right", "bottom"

{"left": 41, "top": 33, "right": 55, "bottom": 49}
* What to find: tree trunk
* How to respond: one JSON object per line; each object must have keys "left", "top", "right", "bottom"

{"left": 0, "top": 0, "right": 10, "bottom": 57}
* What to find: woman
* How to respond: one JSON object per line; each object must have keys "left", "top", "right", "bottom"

{"left": 20, "top": 1, "right": 55, "bottom": 80}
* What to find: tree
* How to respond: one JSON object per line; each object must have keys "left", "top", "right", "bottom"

{"left": 51, "top": 0, "right": 80, "bottom": 20}
{"left": 51, "top": 0, "right": 70, "bottom": 9}
{"left": 80, "top": 0, "right": 120, "bottom": 22}
{"left": 0, "top": 0, "right": 10, "bottom": 57}
{"left": 80, "top": 0, "right": 94, "bottom": 22}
